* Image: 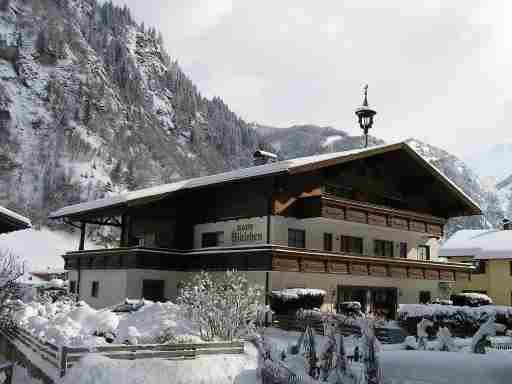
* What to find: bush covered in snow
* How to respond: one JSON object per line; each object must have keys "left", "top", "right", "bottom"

{"left": 270, "top": 288, "right": 325, "bottom": 314}
{"left": 399, "top": 304, "right": 512, "bottom": 337}
{"left": 177, "top": 271, "right": 265, "bottom": 341}
{"left": 451, "top": 292, "right": 493, "bottom": 307}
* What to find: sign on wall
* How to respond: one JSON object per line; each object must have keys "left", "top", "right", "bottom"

{"left": 231, "top": 223, "right": 264, "bottom": 243}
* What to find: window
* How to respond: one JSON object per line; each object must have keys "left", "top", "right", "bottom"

{"left": 288, "top": 229, "right": 306, "bottom": 248}
{"left": 91, "top": 281, "right": 99, "bottom": 298}
{"left": 419, "top": 291, "right": 431, "bottom": 304}
{"left": 201, "top": 232, "right": 224, "bottom": 247}
{"left": 69, "top": 281, "right": 76, "bottom": 294}
{"left": 340, "top": 236, "right": 363, "bottom": 254}
{"left": 323, "top": 233, "right": 333, "bottom": 252}
{"left": 418, "top": 245, "right": 430, "bottom": 261}
{"left": 474, "top": 260, "right": 486, "bottom": 274}
{"left": 374, "top": 239, "right": 393, "bottom": 257}
{"left": 142, "top": 279, "right": 165, "bottom": 302}
{"left": 399, "top": 242, "right": 408, "bottom": 259}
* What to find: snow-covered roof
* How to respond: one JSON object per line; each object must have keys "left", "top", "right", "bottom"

{"left": 49, "top": 142, "right": 481, "bottom": 220}
{"left": 440, "top": 229, "right": 512, "bottom": 260}
{"left": 0, "top": 205, "right": 31, "bottom": 229}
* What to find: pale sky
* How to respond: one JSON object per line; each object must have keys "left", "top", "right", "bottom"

{"left": 111, "top": 0, "right": 512, "bottom": 157}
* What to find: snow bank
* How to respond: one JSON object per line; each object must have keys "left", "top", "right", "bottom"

{"left": 14, "top": 300, "right": 200, "bottom": 347}
{"left": 59, "top": 344, "right": 258, "bottom": 384}
{"left": 381, "top": 351, "right": 512, "bottom": 384}
{"left": 271, "top": 288, "right": 326, "bottom": 301}
{"left": 115, "top": 301, "right": 201, "bottom": 344}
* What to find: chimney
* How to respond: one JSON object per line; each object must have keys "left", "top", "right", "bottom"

{"left": 503, "top": 218, "right": 512, "bottom": 230}
{"left": 253, "top": 150, "right": 278, "bottom": 166}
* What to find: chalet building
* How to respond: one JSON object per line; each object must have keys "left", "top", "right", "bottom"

{"left": 440, "top": 220, "right": 512, "bottom": 306}
{"left": 50, "top": 142, "right": 480, "bottom": 315}
{"left": 0, "top": 205, "right": 31, "bottom": 234}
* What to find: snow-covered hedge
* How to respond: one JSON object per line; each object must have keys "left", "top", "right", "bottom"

{"left": 451, "top": 292, "right": 493, "bottom": 307}
{"left": 13, "top": 299, "right": 201, "bottom": 346}
{"left": 398, "top": 304, "right": 512, "bottom": 337}
{"left": 270, "top": 288, "right": 325, "bottom": 314}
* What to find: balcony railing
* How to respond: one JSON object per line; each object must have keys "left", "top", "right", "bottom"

{"left": 64, "top": 244, "right": 472, "bottom": 281}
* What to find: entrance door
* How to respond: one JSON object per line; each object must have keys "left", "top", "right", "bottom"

{"left": 337, "top": 285, "right": 398, "bottom": 319}
{"left": 142, "top": 279, "right": 165, "bottom": 302}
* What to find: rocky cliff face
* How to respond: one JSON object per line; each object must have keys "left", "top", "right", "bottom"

{"left": 257, "top": 125, "right": 504, "bottom": 238}
{"left": 0, "top": 0, "right": 265, "bottom": 224}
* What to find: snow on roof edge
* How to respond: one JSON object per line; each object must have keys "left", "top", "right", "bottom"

{"left": 0, "top": 205, "right": 31, "bottom": 227}
{"left": 49, "top": 141, "right": 481, "bottom": 220}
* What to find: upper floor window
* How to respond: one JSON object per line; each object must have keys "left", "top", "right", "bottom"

{"left": 418, "top": 245, "right": 430, "bottom": 261}
{"left": 474, "top": 260, "right": 486, "bottom": 274}
{"left": 323, "top": 233, "right": 333, "bottom": 252}
{"left": 399, "top": 242, "right": 408, "bottom": 259}
{"left": 374, "top": 239, "right": 393, "bottom": 257}
{"left": 201, "top": 232, "right": 224, "bottom": 247}
{"left": 340, "top": 235, "right": 363, "bottom": 254}
{"left": 288, "top": 229, "right": 306, "bottom": 248}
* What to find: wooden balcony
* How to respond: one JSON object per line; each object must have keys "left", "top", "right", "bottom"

{"left": 298, "top": 195, "right": 445, "bottom": 237}
{"left": 64, "top": 244, "right": 471, "bottom": 281}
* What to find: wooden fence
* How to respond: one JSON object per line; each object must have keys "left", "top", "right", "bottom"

{"left": 0, "top": 326, "right": 244, "bottom": 378}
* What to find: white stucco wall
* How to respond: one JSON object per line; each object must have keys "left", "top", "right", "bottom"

{"left": 194, "top": 215, "right": 440, "bottom": 261}
{"left": 70, "top": 269, "right": 129, "bottom": 309}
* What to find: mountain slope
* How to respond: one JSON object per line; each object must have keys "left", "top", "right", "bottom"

{"left": 0, "top": 0, "right": 266, "bottom": 224}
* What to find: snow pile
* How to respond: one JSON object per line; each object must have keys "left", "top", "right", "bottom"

{"left": 115, "top": 301, "right": 201, "bottom": 344}
{"left": 271, "top": 289, "right": 326, "bottom": 301}
{"left": 14, "top": 300, "right": 200, "bottom": 347}
{"left": 59, "top": 346, "right": 258, "bottom": 384}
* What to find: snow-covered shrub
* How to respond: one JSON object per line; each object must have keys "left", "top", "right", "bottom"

{"left": 436, "top": 327, "right": 456, "bottom": 352}
{"left": 338, "top": 301, "right": 365, "bottom": 318}
{"left": 177, "top": 271, "right": 264, "bottom": 341}
{"left": 270, "top": 288, "right": 325, "bottom": 314}
{"left": 404, "top": 335, "right": 417, "bottom": 350}
{"left": 399, "top": 304, "right": 512, "bottom": 337}
{"left": 471, "top": 315, "right": 496, "bottom": 354}
{"left": 451, "top": 292, "right": 493, "bottom": 307}
{"left": 360, "top": 320, "right": 384, "bottom": 384}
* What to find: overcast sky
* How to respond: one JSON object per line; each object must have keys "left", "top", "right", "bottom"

{"left": 111, "top": 0, "right": 512, "bottom": 157}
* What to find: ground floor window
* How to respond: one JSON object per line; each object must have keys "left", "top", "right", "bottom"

{"left": 374, "top": 239, "right": 393, "bottom": 257}
{"left": 91, "top": 281, "right": 99, "bottom": 298}
{"left": 69, "top": 281, "right": 76, "bottom": 294}
{"left": 473, "top": 260, "right": 486, "bottom": 274}
{"left": 337, "top": 285, "right": 397, "bottom": 320}
{"left": 419, "top": 290, "right": 431, "bottom": 304}
{"left": 288, "top": 229, "right": 306, "bottom": 248}
{"left": 142, "top": 279, "right": 165, "bottom": 302}
{"left": 340, "top": 235, "right": 363, "bottom": 254}
{"left": 399, "top": 242, "right": 407, "bottom": 258}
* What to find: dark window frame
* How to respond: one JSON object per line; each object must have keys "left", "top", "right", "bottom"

{"left": 474, "top": 260, "right": 486, "bottom": 274}
{"left": 201, "top": 231, "right": 224, "bottom": 247}
{"left": 323, "top": 233, "right": 333, "bottom": 252}
{"left": 374, "top": 239, "right": 394, "bottom": 257}
{"left": 399, "top": 242, "right": 408, "bottom": 259}
{"left": 340, "top": 235, "right": 363, "bottom": 254}
{"left": 288, "top": 229, "right": 306, "bottom": 248}
{"left": 69, "top": 281, "right": 76, "bottom": 294}
{"left": 419, "top": 290, "right": 431, "bottom": 304}
{"left": 142, "top": 279, "right": 165, "bottom": 302}
{"left": 91, "top": 281, "right": 99, "bottom": 298}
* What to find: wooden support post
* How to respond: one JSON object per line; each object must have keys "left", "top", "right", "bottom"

{"left": 78, "top": 222, "right": 86, "bottom": 251}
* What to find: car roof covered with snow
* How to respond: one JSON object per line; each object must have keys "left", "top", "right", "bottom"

{"left": 0, "top": 205, "right": 31, "bottom": 233}
{"left": 49, "top": 141, "right": 482, "bottom": 220}
{"left": 440, "top": 229, "right": 512, "bottom": 260}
